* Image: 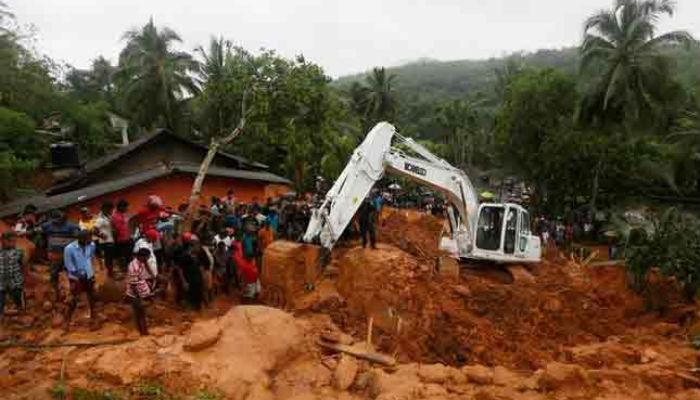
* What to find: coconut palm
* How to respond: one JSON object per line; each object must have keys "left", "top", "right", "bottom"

{"left": 363, "top": 67, "right": 397, "bottom": 124}
{"left": 195, "top": 36, "right": 234, "bottom": 139}
{"left": 436, "top": 98, "right": 485, "bottom": 168}
{"left": 115, "top": 18, "right": 199, "bottom": 130}
{"left": 580, "top": 0, "right": 694, "bottom": 125}
{"left": 91, "top": 56, "right": 115, "bottom": 98}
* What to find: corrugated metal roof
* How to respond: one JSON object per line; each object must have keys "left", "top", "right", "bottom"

{"left": 0, "top": 163, "right": 289, "bottom": 218}
{"left": 171, "top": 163, "right": 291, "bottom": 185}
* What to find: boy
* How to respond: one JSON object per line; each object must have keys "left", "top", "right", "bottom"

{"left": 126, "top": 248, "right": 153, "bottom": 335}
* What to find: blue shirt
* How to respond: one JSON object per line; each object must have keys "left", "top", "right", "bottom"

{"left": 63, "top": 241, "right": 96, "bottom": 280}
{"left": 267, "top": 213, "right": 279, "bottom": 232}
{"left": 373, "top": 196, "right": 384, "bottom": 212}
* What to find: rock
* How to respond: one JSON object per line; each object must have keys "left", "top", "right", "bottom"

{"left": 437, "top": 257, "right": 460, "bottom": 279}
{"left": 639, "top": 348, "right": 659, "bottom": 364}
{"left": 462, "top": 365, "right": 494, "bottom": 385}
{"left": 353, "top": 371, "right": 371, "bottom": 390}
{"left": 493, "top": 366, "right": 523, "bottom": 387}
{"left": 42, "top": 301, "right": 53, "bottom": 312}
{"left": 451, "top": 285, "right": 471, "bottom": 297}
{"left": 417, "top": 363, "right": 451, "bottom": 383}
{"left": 537, "top": 362, "right": 588, "bottom": 391}
{"left": 334, "top": 354, "right": 359, "bottom": 390}
{"left": 76, "top": 306, "right": 306, "bottom": 398}
{"left": 183, "top": 320, "right": 222, "bottom": 352}
{"left": 369, "top": 366, "right": 422, "bottom": 399}
{"left": 421, "top": 383, "right": 449, "bottom": 397}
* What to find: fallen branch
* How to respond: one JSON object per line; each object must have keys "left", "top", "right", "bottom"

{"left": 317, "top": 340, "right": 396, "bottom": 366}
{"left": 581, "top": 250, "right": 599, "bottom": 267}
{"left": 0, "top": 338, "right": 136, "bottom": 349}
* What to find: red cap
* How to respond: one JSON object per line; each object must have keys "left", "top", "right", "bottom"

{"left": 182, "top": 231, "right": 193, "bottom": 243}
{"left": 145, "top": 229, "right": 159, "bottom": 242}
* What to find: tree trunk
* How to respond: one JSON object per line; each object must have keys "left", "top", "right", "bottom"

{"left": 182, "top": 93, "right": 248, "bottom": 231}
{"left": 589, "top": 160, "right": 602, "bottom": 219}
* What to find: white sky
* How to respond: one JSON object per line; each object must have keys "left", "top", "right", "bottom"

{"left": 10, "top": 0, "right": 700, "bottom": 77}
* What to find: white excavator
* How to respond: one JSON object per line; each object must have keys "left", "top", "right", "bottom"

{"left": 303, "top": 122, "right": 541, "bottom": 263}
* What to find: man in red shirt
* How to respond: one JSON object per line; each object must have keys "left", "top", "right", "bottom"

{"left": 133, "top": 195, "right": 163, "bottom": 234}
{"left": 112, "top": 199, "right": 131, "bottom": 272}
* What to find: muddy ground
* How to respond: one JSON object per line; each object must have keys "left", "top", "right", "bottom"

{"left": 1, "top": 209, "right": 699, "bottom": 399}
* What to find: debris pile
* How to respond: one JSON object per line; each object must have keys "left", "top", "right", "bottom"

{"left": 324, "top": 213, "right": 664, "bottom": 370}
{"left": 379, "top": 209, "right": 446, "bottom": 259}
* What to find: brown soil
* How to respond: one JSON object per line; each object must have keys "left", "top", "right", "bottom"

{"left": 1, "top": 208, "right": 699, "bottom": 400}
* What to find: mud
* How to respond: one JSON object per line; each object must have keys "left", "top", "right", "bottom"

{"left": 0, "top": 208, "right": 698, "bottom": 399}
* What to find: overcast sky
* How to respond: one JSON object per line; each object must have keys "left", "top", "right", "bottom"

{"left": 10, "top": 0, "right": 700, "bottom": 77}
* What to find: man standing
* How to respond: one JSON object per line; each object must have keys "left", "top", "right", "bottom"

{"left": 173, "top": 233, "right": 206, "bottom": 310}
{"left": 126, "top": 248, "right": 153, "bottom": 335}
{"left": 63, "top": 230, "right": 97, "bottom": 330}
{"left": 358, "top": 198, "right": 377, "bottom": 249}
{"left": 42, "top": 210, "right": 80, "bottom": 301}
{"left": 0, "top": 232, "right": 25, "bottom": 322}
{"left": 111, "top": 200, "right": 131, "bottom": 272}
{"left": 93, "top": 201, "right": 115, "bottom": 277}
{"left": 134, "top": 195, "right": 163, "bottom": 234}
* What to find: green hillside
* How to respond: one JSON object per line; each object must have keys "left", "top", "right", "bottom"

{"left": 334, "top": 46, "right": 700, "bottom": 140}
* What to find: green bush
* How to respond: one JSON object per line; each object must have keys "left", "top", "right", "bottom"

{"left": 624, "top": 208, "right": 700, "bottom": 301}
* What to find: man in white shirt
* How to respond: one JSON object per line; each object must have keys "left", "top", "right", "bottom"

{"left": 93, "top": 201, "right": 116, "bottom": 276}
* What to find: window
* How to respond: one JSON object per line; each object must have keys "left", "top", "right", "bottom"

{"left": 504, "top": 208, "right": 517, "bottom": 254}
{"left": 520, "top": 211, "right": 530, "bottom": 234}
{"left": 475, "top": 206, "right": 504, "bottom": 251}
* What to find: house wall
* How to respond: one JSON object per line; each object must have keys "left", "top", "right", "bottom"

{"left": 64, "top": 173, "right": 289, "bottom": 221}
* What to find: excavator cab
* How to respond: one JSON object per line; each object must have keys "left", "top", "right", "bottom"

{"left": 470, "top": 203, "right": 541, "bottom": 263}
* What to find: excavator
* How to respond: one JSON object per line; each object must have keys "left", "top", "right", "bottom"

{"left": 302, "top": 122, "right": 541, "bottom": 264}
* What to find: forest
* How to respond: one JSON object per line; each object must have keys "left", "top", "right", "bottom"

{"left": 2, "top": 0, "right": 700, "bottom": 218}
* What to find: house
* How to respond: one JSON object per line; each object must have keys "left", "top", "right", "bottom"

{"left": 0, "top": 129, "right": 291, "bottom": 220}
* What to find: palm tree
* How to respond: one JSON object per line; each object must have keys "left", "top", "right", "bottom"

{"left": 91, "top": 56, "right": 115, "bottom": 98}
{"left": 580, "top": 0, "right": 694, "bottom": 125}
{"left": 115, "top": 18, "right": 199, "bottom": 131}
{"left": 195, "top": 36, "right": 234, "bottom": 140}
{"left": 363, "top": 67, "right": 397, "bottom": 124}
{"left": 436, "top": 98, "right": 484, "bottom": 168}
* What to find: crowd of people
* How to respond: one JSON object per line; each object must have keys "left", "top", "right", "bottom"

{"left": 0, "top": 190, "right": 318, "bottom": 335}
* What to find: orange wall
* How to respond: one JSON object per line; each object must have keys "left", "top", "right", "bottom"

{"left": 64, "top": 173, "right": 289, "bottom": 220}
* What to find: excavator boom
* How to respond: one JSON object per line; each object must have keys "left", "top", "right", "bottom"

{"left": 303, "top": 122, "right": 541, "bottom": 263}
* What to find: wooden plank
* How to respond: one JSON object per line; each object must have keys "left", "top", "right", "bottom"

{"left": 317, "top": 340, "right": 396, "bottom": 366}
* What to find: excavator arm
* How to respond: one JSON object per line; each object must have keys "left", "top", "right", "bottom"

{"left": 303, "top": 122, "right": 479, "bottom": 253}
